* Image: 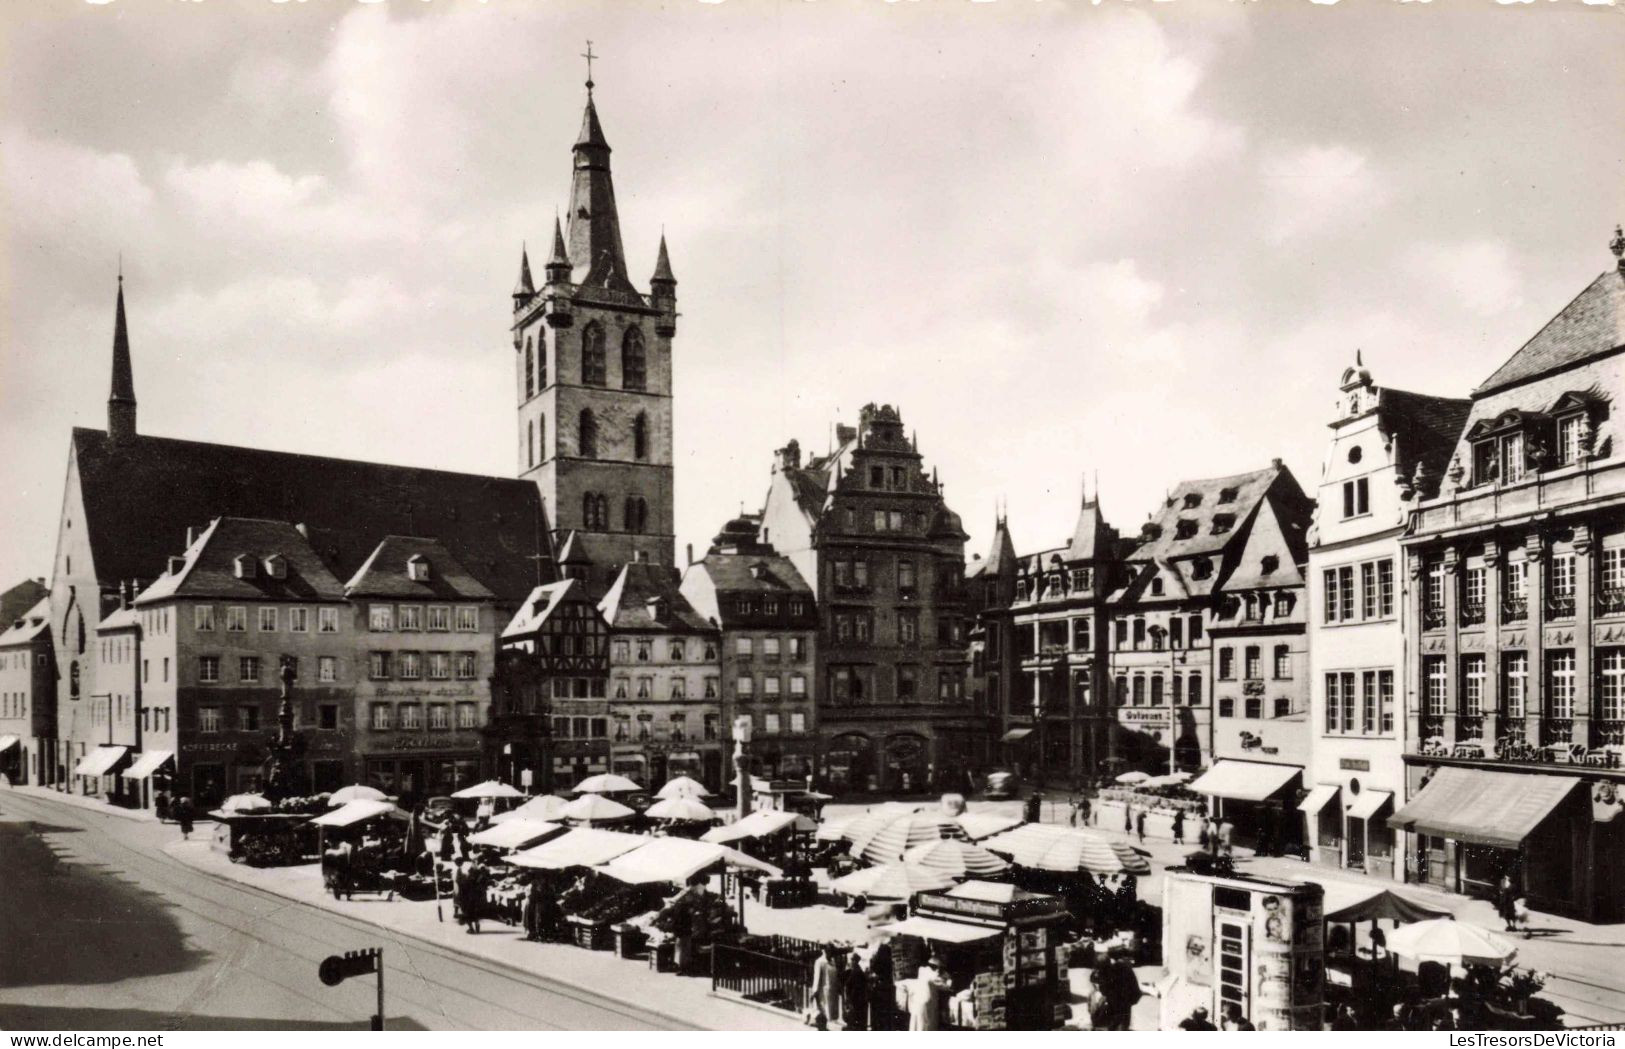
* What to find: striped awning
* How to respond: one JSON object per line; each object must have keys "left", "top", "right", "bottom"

{"left": 1388, "top": 767, "right": 1580, "bottom": 849}
{"left": 1190, "top": 760, "right": 1300, "bottom": 802}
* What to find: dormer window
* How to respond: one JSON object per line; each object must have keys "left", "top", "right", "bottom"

{"left": 646, "top": 598, "right": 668, "bottom": 621}
{"left": 1261, "top": 555, "right": 1279, "bottom": 574}
{"left": 1211, "top": 513, "right": 1236, "bottom": 535}
{"left": 1557, "top": 413, "right": 1583, "bottom": 466}
{"left": 1191, "top": 557, "right": 1213, "bottom": 580}
{"left": 1174, "top": 519, "right": 1198, "bottom": 540}
{"left": 1183, "top": 493, "right": 1202, "bottom": 509}
{"left": 263, "top": 554, "right": 287, "bottom": 580}
{"left": 1218, "top": 487, "right": 1238, "bottom": 503}
{"left": 1150, "top": 577, "right": 1164, "bottom": 597}
{"left": 233, "top": 554, "right": 256, "bottom": 580}
{"left": 407, "top": 555, "right": 430, "bottom": 582}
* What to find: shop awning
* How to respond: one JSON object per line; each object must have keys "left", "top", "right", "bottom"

{"left": 1346, "top": 789, "right": 1393, "bottom": 822}
{"left": 1001, "top": 728, "right": 1033, "bottom": 742}
{"left": 1297, "top": 784, "right": 1340, "bottom": 815}
{"left": 121, "top": 750, "right": 174, "bottom": 780}
{"left": 467, "top": 818, "right": 565, "bottom": 851}
{"left": 309, "top": 800, "right": 409, "bottom": 828}
{"left": 1319, "top": 882, "right": 1452, "bottom": 925}
{"left": 594, "top": 837, "right": 780, "bottom": 885}
{"left": 881, "top": 915, "right": 1002, "bottom": 944}
{"left": 1189, "top": 760, "right": 1300, "bottom": 802}
{"left": 700, "top": 809, "right": 813, "bottom": 844}
{"left": 508, "top": 828, "right": 648, "bottom": 870}
{"left": 1387, "top": 767, "right": 1581, "bottom": 849}
{"left": 0, "top": 734, "right": 19, "bottom": 752}
{"left": 74, "top": 745, "right": 127, "bottom": 777}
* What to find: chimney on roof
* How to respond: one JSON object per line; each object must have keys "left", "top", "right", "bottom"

{"left": 775, "top": 439, "right": 802, "bottom": 472}
{"left": 1271, "top": 458, "right": 1282, "bottom": 469}
{"left": 407, "top": 554, "right": 430, "bottom": 582}
{"left": 749, "top": 561, "right": 767, "bottom": 580}
{"left": 686, "top": 543, "right": 694, "bottom": 566}
{"left": 185, "top": 526, "right": 198, "bottom": 548}
{"left": 166, "top": 556, "right": 185, "bottom": 576}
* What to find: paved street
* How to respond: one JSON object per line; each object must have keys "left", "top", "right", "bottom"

{"left": 0, "top": 788, "right": 735, "bottom": 1031}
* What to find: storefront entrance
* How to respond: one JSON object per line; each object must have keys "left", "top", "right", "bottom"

{"left": 824, "top": 733, "right": 874, "bottom": 793}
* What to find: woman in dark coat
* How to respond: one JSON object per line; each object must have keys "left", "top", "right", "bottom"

{"left": 175, "top": 797, "right": 195, "bottom": 840}
{"left": 522, "top": 878, "right": 546, "bottom": 941}
{"left": 842, "top": 951, "right": 870, "bottom": 1031}
{"left": 868, "top": 942, "right": 895, "bottom": 1030}
{"left": 462, "top": 859, "right": 485, "bottom": 933}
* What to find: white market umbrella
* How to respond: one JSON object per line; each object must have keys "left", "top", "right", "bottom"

{"left": 902, "top": 838, "right": 1011, "bottom": 879}
{"left": 451, "top": 780, "right": 525, "bottom": 800}
{"left": 956, "top": 811, "right": 1026, "bottom": 842}
{"left": 573, "top": 773, "right": 643, "bottom": 795}
{"left": 328, "top": 784, "right": 389, "bottom": 806}
{"left": 981, "top": 824, "right": 1150, "bottom": 876}
{"left": 1386, "top": 918, "right": 1517, "bottom": 968}
{"left": 1114, "top": 771, "right": 1152, "bottom": 786}
{"left": 219, "top": 793, "right": 273, "bottom": 814}
{"left": 854, "top": 813, "right": 968, "bottom": 864}
{"left": 561, "top": 793, "right": 637, "bottom": 824}
{"left": 656, "top": 775, "right": 712, "bottom": 800}
{"left": 831, "top": 862, "right": 955, "bottom": 900}
{"left": 492, "top": 794, "right": 572, "bottom": 824}
{"left": 815, "top": 816, "right": 856, "bottom": 843}
{"left": 645, "top": 796, "right": 718, "bottom": 822}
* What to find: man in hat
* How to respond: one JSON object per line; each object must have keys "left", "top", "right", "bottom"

{"left": 1179, "top": 1006, "right": 1217, "bottom": 1031}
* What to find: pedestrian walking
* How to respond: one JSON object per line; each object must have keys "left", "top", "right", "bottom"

{"left": 1135, "top": 809, "right": 1147, "bottom": 843}
{"left": 1069, "top": 796, "right": 1080, "bottom": 827}
{"left": 1496, "top": 872, "right": 1518, "bottom": 931}
{"left": 1080, "top": 795, "right": 1092, "bottom": 826}
{"left": 1218, "top": 819, "right": 1234, "bottom": 859}
{"left": 842, "top": 950, "right": 870, "bottom": 1031}
{"left": 1220, "top": 1003, "right": 1254, "bottom": 1031}
{"left": 809, "top": 945, "right": 836, "bottom": 1027}
{"left": 868, "top": 941, "right": 895, "bottom": 1030}
{"left": 1124, "top": 804, "right": 1133, "bottom": 833}
{"left": 1172, "top": 808, "right": 1186, "bottom": 844}
{"left": 175, "top": 796, "right": 195, "bottom": 840}
{"left": 1513, "top": 896, "right": 1531, "bottom": 937}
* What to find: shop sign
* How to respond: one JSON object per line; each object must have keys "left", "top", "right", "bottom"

{"left": 370, "top": 685, "right": 479, "bottom": 699}
{"left": 370, "top": 734, "right": 479, "bottom": 752}
{"left": 1119, "top": 710, "right": 1169, "bottom": 726}
{"left": 1339, "top": 758, "right": 1371, "bottom": 772}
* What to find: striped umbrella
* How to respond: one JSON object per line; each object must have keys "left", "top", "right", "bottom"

{"left": 980, "top": 824, "right": 1150, "bottom": 875}
{"left": 902, "top": 838, "right": 1010, "bottom": 878}
{"left": 854, "top": 813, "right": 968, "bottom": 864}
{"left": 841, "top": 807, "right": 917, "bottom": 849}
{"left": 815, "top": 816, "right": 856, "bottom": 842}
{"left": 655, "top": 775, "right": 712, "bottom": 800}
{"left": 956, "top": 811, "right": 1025, "bottom": 842}
{"left": 831, "top": 862, "right": 956, "bottom": 900}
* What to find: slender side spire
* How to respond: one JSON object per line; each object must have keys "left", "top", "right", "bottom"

{"left": 513, "top": 243, "right": 535, "bottom": 300}
{"left": 107, "top": 270, "right": 136, "bottom": 442}
{"left": 545, "top": 214, "right": 571, "bottom": 283}
{"left": 651, "top": 232, "right": 676, "bottom": 285}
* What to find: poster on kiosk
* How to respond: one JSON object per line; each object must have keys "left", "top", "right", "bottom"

{"left": 1160, "top": 867, "right": 1325, "bottom": 1031}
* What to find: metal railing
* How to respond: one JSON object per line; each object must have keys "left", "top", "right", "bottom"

{"left": 712, "top": 942, "right": 814, "bottom": 1014}
{"left": 1423, "top": 607, "right": 1446, "bottom": 631}
{"left": 1501, "top": 596, "right": 1529, "bottom": 622}
{"left": 1598, "top": 589, "right": 1625, "bottom": 617}
{"left": 1545, "top": 594, "right": 1576, "bottom": 620}
{"left": 1460, "top": 602, "right": 1486, "bottom": 627}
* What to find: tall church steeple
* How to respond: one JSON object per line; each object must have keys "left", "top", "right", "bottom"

{"left": 107, "top": 270, "right": 137, "bottom": 442}
{"left": 566, "top": 86, "right": 635, "bottom": 292}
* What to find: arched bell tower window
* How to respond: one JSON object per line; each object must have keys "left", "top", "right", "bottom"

{"left": 578, "top": 409, "right": 598, "bottom": 458}
{"left": 622, "top": 328, "right": 646, "bottom": 391}
{"left": 523, "top": 338, "right": 534, "bottom": 399}
{"left": 633, "top": 412, "right": 648, "bottom": 461}
{"left": 622, "top": 496, "right": 648, "bottom": 534}
{"left": 581, "top": 322, "right": 606, "bottom": 387}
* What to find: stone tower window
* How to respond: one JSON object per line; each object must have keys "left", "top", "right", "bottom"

{"left": 579, "top": 408, "right": 598, "bottom": 458}
{"left": 622, "top": 328, "right": 646, "bottom": 391}
{"left": 633, "top": 412, "right": 648, "bottom": 461}
{"left": 581, "top": 322, "right": 606, "bottom": 386}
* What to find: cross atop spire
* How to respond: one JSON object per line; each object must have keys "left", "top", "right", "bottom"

{"left": 582, "top": 40, "right": 597, "bottom": 94}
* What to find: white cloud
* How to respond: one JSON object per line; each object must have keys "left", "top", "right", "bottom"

{"left": 1259, "top": 142, "right": 1388, "bottom": 244}
{"left": 1403, "top": 238, "right": 1525, "bottom": 317}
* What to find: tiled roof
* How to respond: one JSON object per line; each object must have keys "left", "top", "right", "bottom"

{"left": 345, "top": 536, "right": 495, "bottom": 601}
{"left": 1378, "top": 387, "right": 1473, "bottom": 487}
{"left": 0, "top": 579, "right": 47, "bottom": 630}
{"left": 71, "top": 428, "right": 550, "bottom": 602}
{"left": 98, "top": 605, "right": 140, "bottom": 632}
{"left": 1127, "top": 465, "right": 1282, "bottom": 561}
{"left": 598, "top": 561, "right": 713, "bottom": 634}
{"left": 1065, "top": 501, "right": 1113, "bottom": 561}
{"left": 1474, "top": 268, "right": 1625, "bottom": 395}
{"left": 0, "top": 597, "right": 51, "bottom": 647}
{"left": 135, "top": 518, "right": 347, "bottom": 604}
{"left": 692, "top": 552, "right": 812, "bottom": 596}
{"left": 982, "top": 520, "right": 1017, "bottom": 574}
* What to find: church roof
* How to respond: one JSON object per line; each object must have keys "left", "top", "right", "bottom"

{"left": 598, "top": 560, "right": 712, "bottom": 634}
{"left": 345, "top": 535, "right": 495, "bottom": 601}
{"left": 71, "top": 427, "right": 551, "bottom": 602}
{"left": 514, "top": 246, "right": 535, "bottom": 297}
{"left": 109, "top": 279, "right": 135, "bottom": 406}
{"left": 135, "top": 517, "right": 348, "bottom": 604}
{"left": 1474, "top": 267, "right": 1625, "bottom": 395}
{"left": 567, "top": 95, "right": 637, "bottom": 294}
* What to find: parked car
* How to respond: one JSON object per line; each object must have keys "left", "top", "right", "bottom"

{"left": 419, "top": 795, "right": 457, "bottom": 834}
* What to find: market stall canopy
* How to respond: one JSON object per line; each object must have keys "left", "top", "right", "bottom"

{"left": 560, "top": 793, "right": 636, "bottom": 823}
{"left": 701, "top": 808, "right": 812, "bottom": 843}
{"left": 902, "top": 838, "right": 1010, "bottom": 878}
{"left": 814, "top": 816, "right": 855, "bottom": 842}
{"left": 74, "top": 745, "right": 128, "bottom": 778}
{"left": 0, "top": 734, "right": 19, "bottom": 752}
{"left": 1345, "top": 789, "right": 1393, "bottom": 822}
{"left": 944, "top": 880, "right": 1052, "bottom": 905}
{"left": 328, "top": 784, "right": 389, "bottom": 806}
{"left": 508, "top": 828, "right": 648, "bottom": 869}
{"left": 831, "top": 862, "right": 956, "bottom": 900}
{"left": 955, "top": 811, "right": 1025, "bottom": 842}
{"left": 1189, "top": 760, "right": 1301, "bottom": 802}
{"left": 573, "top": 773, "right": 643, "bottom": 795}
{"left": 1385, "top": 918, "right": 1516, "bottom": 967}
{"left": 493, "top": 795, "right": 572, "bottom": 823}
{"left": 881, "top": 915, "right": 1002, "bottom": 944}
{"left": 310, "top": 799, "right": 408, "bottom": 827}
{"left": 1114, "top": 771, "right": 1151, "bottom": 785}
{"left": 451, "top": 780, "right": 525, "bottom": 800}
{"left": 655, "top": 775, "right": 711, "bottom": 800}
{"left": 1386, "top": 767, "right": 1581, "bottom": 849}
{"left": 594, "top": 837, "right": 780, "bottom": 885}
{"left": 645, "top": 796, "right": 718, "bottom": 823}
{"left": 1297, "top": 784, "right": 1340, "bottom": 815}
{"left": 727, "top": 774, "right": 773, "bottom": 792}
{"left": 854, "top": 812, "right": 967, "bottom": 863}
{"left": 1317, "top": 882, "right": 1453, "bottom": 925}
{"left": 121, "top": 750, "right": 174, "bottom": 780}
{"left": 1000, "top": 727, "right": 1032, "bottom": 742}
{"left": 980, "top": 823, "right": 1150, "bottom": 875}
{"left": 467, "top": 818, "right": 565, "bottom": 851}
{"left": 1142, "top": 772, "right": 1193, "bottom": 788}
{"left": 218, "top": 792, "right": 273, "bottom": 815}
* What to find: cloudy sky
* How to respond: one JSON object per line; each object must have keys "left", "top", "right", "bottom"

{"left": 3, "top": 0, "right": 1623, "bottom": 589}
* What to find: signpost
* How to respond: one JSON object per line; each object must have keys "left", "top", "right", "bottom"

{"left": 319, "top": 948, "right": 385, "bottom": 1031}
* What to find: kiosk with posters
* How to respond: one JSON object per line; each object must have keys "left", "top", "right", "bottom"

{"left": 882, "top": 880, "right": 1070, "bottom": 1030}
{"left": 1160, "top": 867, "right": 1324, "bottom": 1031}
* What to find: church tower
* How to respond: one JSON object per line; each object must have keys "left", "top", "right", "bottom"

{"left": 512, "top": 68, "right": 677, "bottom": 577}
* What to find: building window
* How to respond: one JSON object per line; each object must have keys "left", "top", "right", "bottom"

{"left": 1114, "top": 676, "right": 1128, "bottom": 706}
{"left": 318, "top": 607, "right": 339, "bottom": 633}
{"left": 632, "top": 411, "right": 649, "bottom": 460}
{"left": 1273, "top": 645, "right": 1291, "bottom": 679}
{"left": 620, "top": 327, "right": 646, "bottom": 390}
{"left": 1549, "top": 553, "right": 1576, "bottom": 617}
{"left": 762, "top": 713, "right": 780, "bottom": 735}
{"left": 898, "top": 559, "right": 917, "bottom": 592}
{"left": 1501, "top": 431, "right": 1526, "bottom": 484}
{"left": 195, "top": 606, "right": 216, "bottom": 631}
{"left": 1360, "top": 671, "right": 1377, "bottom": 734}
{"left": 427, "top": 606, "right": 450, "bottom": 631}
{"left": 427, "top": 652, "right": 451, "bottom": 680}
{"left": 1463, "top": 565, "right": 1487, "bottom": 625}
{"left": 1132, "top": 676, "right": 1146, "bottom": 706}
{"left": 256, "top": 606, "right": 276, "bottom": 632}
{"left": 578, "top": 408, "right": 598, "bottom": 458}
{"left": 399, "top": 703, "right": 422, "bottom": 730}
{"left": 398, "top": 606, "right": 422, "bottom": 631}
{"left": 735, "top": 637, "right": 753, "bottom": 657}
{"left": 524, "top": 339, "right": 535, "bottom": 399}
{"left": 1378, "top": 670, "right": 1394, "bottom": 733}
{"left": 369, "top": 652, "right": 391, "bottom": 680}
{"left": 369, "top": 605, "right": 394, "bottom": 631}
{"left": 762, "top": 676, "right": 780, "bottom": 700}
{"left": 790, "top": 673, "right": 807, "bottom": 697}
{"left": 1461, "top": 655, "right": 1486, "bottom": 717}
{"left": 319, "top": 704, "right": 338, "bottom": 730}
{"left": 1219, "top": 697, "right": 1235, "bottom": 718}
{"left": 240, "top": 656, "right": 260, "bottom": 683}
{"left": 737, "top": 675, "right": 755, "bottom": 700}
{"left": 1150, "top": 675, "right": 1164, "bottom": 706}
{"left": 581, "top": 322, "right": 606, "bottom": 386}
{"left": 671, "top": 677, "right": 688, "bottom": 700}
{"left": 1378, "top": 559, "right": 1395, "bottom": 617}
{"left": 1546, "top": 650, "right": 1576, "bottom": 720}
{"left": 1244, "top": 696, "right": 1262, "bottom": 719}
{"left": 199, "top": 656, "right": 220, "bottom": 684}
{"left": 899, "top": 611, "right": 919, "bottom": 644}
{"left": 1132, "top": 619, "right": 1146, "bottom": 648}
{"left": 429, "top": 704, "right": 450, "bottom": 730}
{"left": 1341, "top": 477, "right": 1369, "bottom": 518}
{"left": 226, "top": 607, "right": 247, "bottom": 633}
{"left": 397, "top": 652, "right": 422, "bottom": 680}
{"left": 1219, "top": 648, "right": 1235, "bottom": 680}
{"left": 1600, "top": 650, "right": 1625, "bottom": 722}
{"left": 1424, "top": 657, "right": 1448, "bottom": 717}
{"left": 761, "top": 636, "right": 780, "bottom": 660}
{"left": 287, "top": 607, "right": 308, "bottom": 633}
{"left": 369, "top": 703, "right": 391, "bottom": 731}
{"left": 1424, "top": 560, "right": 1446, "bottom": 628}
{"left": 199, "top": 706, "right": 221, "bottom": 734}
{"left": 1244, "top": 646, "right": 1261, "bottom": 680}
{"left": 456, "top": 606, "right": 479, "bottom": 632}
{"left": 319, "top": 656, "right": 337, "bottom": 683}
{"left": 1557, "top": 414, "right": 1583, "bottom": 466}
{"left": 897, "top": 665, "right": 918, "bottom": 701}
{"left": 1186, "top": 672, "right": 1201, "bottom": 705}
{"left": 455, "top": 652, "right": 476, "bottom": 680}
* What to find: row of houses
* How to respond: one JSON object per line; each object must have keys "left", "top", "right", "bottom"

{"left": 968, "top": 229, "right": 1625, "bottom": 922}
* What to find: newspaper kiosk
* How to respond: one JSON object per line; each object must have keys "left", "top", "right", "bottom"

{"left": 1160, "top": 867, "right": 1325, "bottom": 1030}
